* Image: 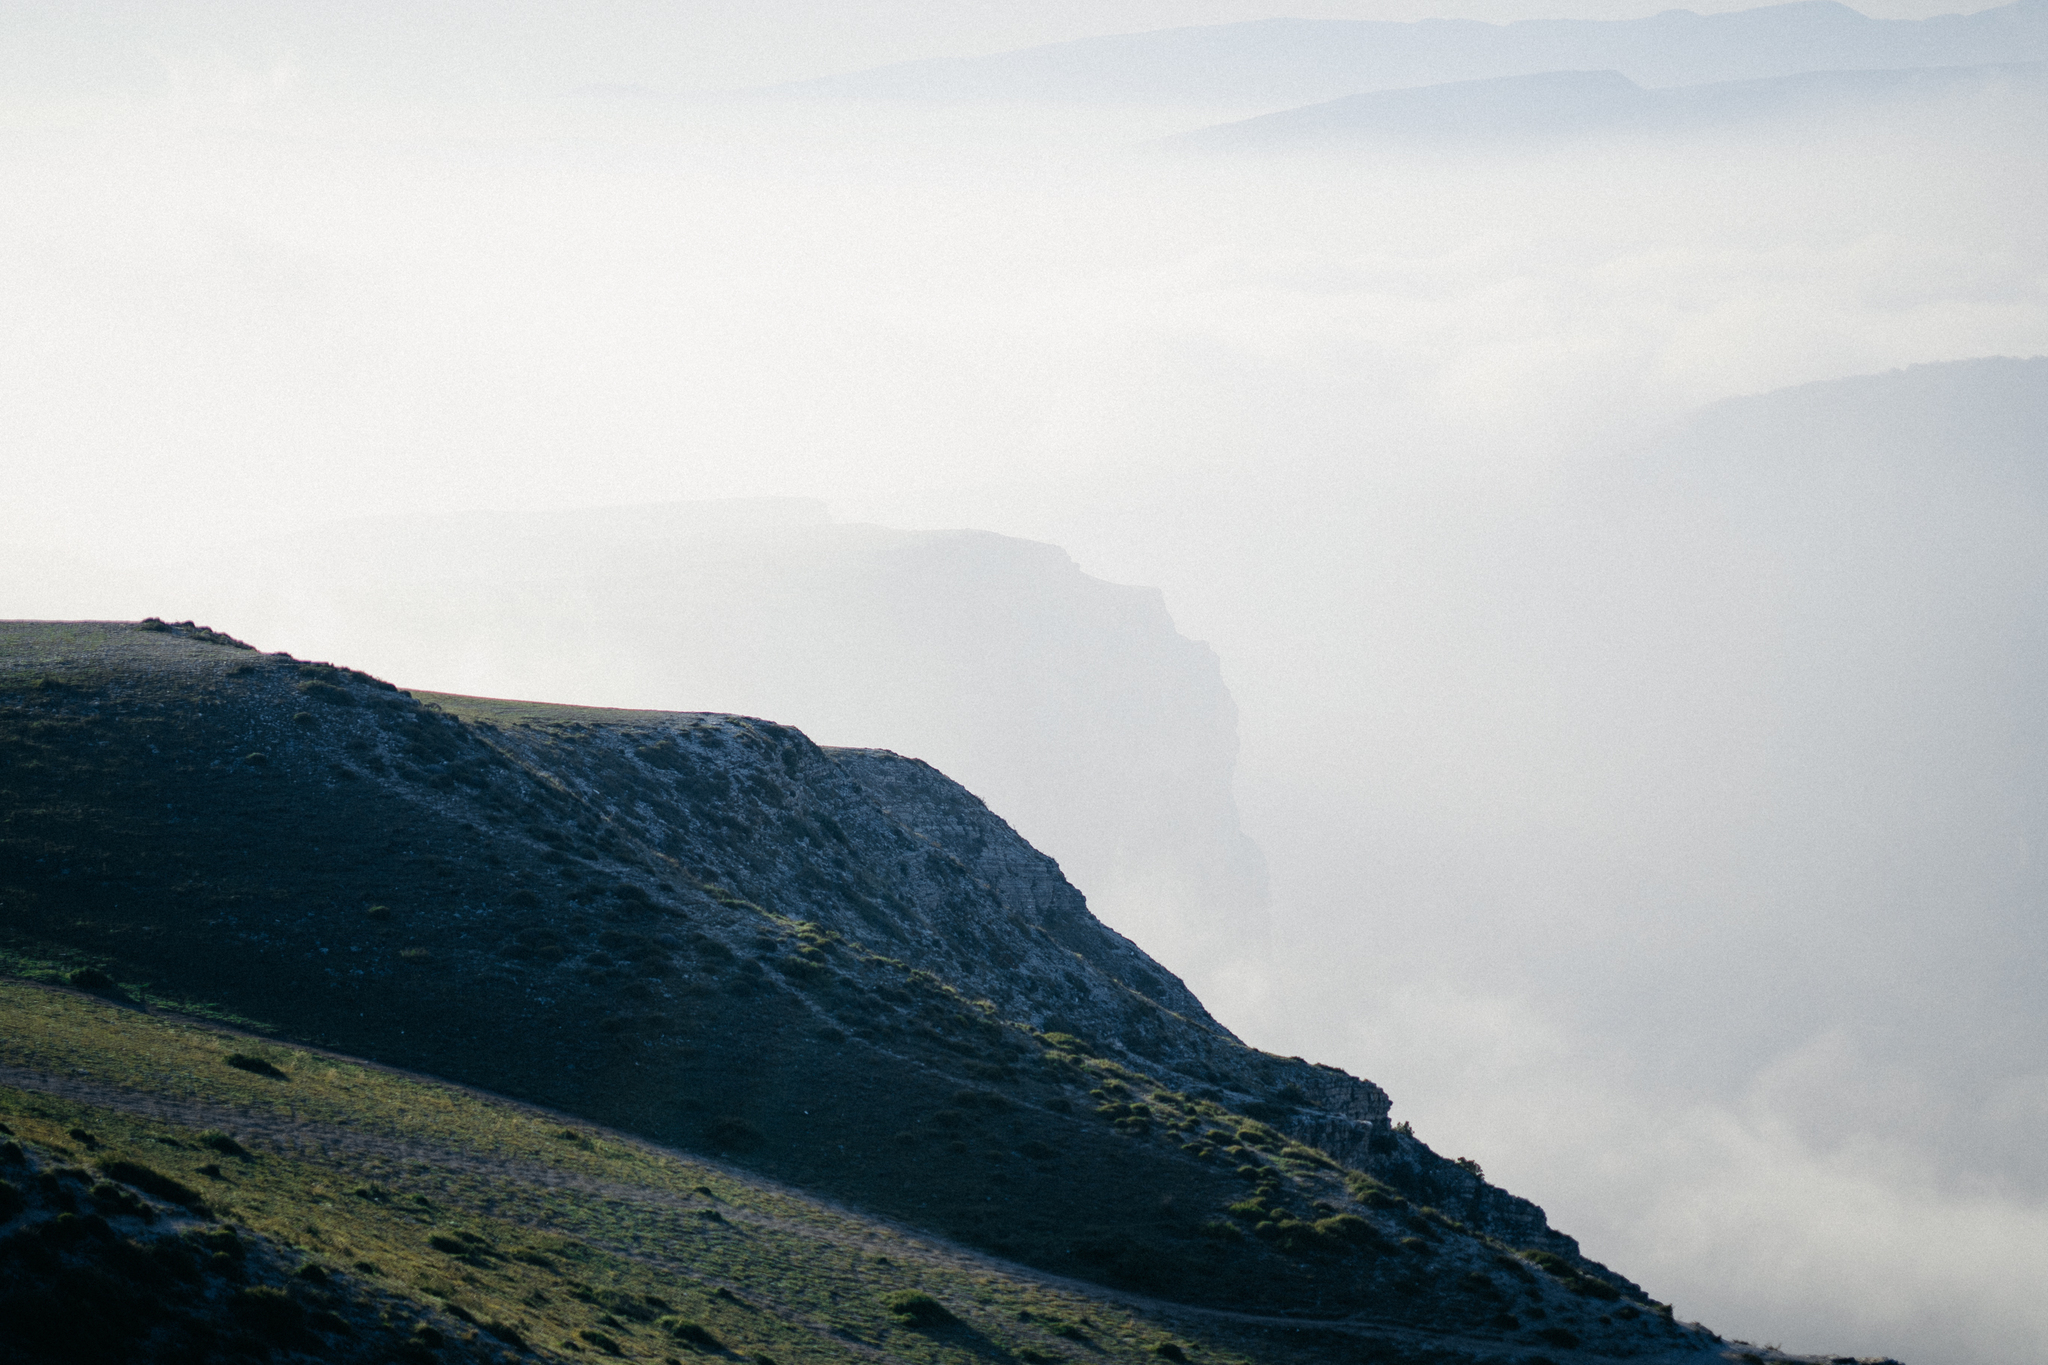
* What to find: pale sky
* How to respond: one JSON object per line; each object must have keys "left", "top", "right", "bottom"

{"left": 0, "top": 0, "right": 2011, "bottom": 97}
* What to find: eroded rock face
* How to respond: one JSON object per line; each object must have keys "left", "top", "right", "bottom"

{"left": 816, "top": 743, "right": 1598, "bottom": 1277}
{"left": 823, "top": 747, "right": 1225, "bottom": 1032}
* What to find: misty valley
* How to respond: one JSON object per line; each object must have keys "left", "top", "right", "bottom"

{"left": 3, "top": 3, "right": 2046, "bottom": 1365}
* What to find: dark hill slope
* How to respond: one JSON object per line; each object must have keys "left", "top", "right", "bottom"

{"left": 0, "top": 978, "right": 1797, "bottom": 1365}
{"left": 4, "top": 620, "right": 1681, "bottom": 1352}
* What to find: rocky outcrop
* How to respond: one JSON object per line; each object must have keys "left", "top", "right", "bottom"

{"left": 818, "top": 742, "right": 1613, "bottom": 1282}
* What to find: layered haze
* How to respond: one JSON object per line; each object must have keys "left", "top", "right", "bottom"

{"left": 3, "top": 3, "right": 2047, "bottom": 1363}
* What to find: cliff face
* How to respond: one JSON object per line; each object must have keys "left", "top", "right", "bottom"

{"left": 820, "top": 747, "right": 1589, "bottom": 1264}
{"left": 0, "top": 618, "right": 1651, "bottom": 1327}
{"left": 82, "top": 505, "right": 1273, "bottom": 1000}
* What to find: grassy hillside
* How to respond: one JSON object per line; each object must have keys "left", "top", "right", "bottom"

{"left": 1, "top": 977, "right": 1747, "bottom": 1365}
{"left": 0, "top": 619, "right": 1853, "bottom": 1363}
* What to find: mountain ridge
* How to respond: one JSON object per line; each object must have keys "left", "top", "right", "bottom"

{"left": 1158, "top": 58, "right": 2048, "bottom": 151}
{"left": 762, "top": 0, "right": 2048, "bottom": 113}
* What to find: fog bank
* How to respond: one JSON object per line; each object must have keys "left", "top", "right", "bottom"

{"left": 4, "top": 5, "right": 2047, "bottom": 1360}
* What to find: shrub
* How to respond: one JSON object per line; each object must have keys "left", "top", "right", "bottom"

{"left": 195, "top": 1227, "right": 246, "bottom": 1259}
{"left": 91, "top": 1179, "right": 152, "bottom": 1220}
{"left": 482, "top": 1319, "right": 526, "bottom": 1347}
{"left": 1521, "top": 1249, "right": 1621, "bottom": 1300}
{"left": 578, "top": 1328, "right": 624, "bottom": 1354}
{"left": 885, "top": 1291, "right": 956, "bottom": 1328}
{"left": 1153, "top": 1344, "right": 1187, "bottom": 1362}
{"left": 657, "top": 1317, "right": 721, "bottom": 1349}
{"left": 66, "top": 967, "right": 116, "bottom": 991}
{"left": 66, "top": 1127, "right": 101, "bottom": 1148}
{"left": 365, "top": 904, "right": 394, "bottom": 921}
{"left": 297, "top": 679, "right": 355, "bottom": 706}
{"left": 224, "top": 1053, "right": 288, "bottom": 1081}
{"left": 1534, "top": 1327, "right": 1581, "bottom": 1349}
{"left": 1313, "top": 1214, "right": 1379, "bottom": 1245}
{"left": 198, "top": 1131, "right": 249, "bottom": 1157}
{"left": 126, "top": 1179, "right": 197, "bottom": 1219}
{"left": 0, "top": 1179, "right": 23, "bottom": 1221}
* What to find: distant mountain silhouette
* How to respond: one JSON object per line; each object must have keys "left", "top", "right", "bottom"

{"left": 1162, "top": 59, "right": 2048, "bottom": 151}
{"left": 770, "top": 1, "right": 2048, "bottom": 113}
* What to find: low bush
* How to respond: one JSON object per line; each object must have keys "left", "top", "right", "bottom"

{"left": 91, "top": 1180, "right": 153, "bottom": 1221}
{"left": 66, "top": 967, "right": 116, "bottom": 991}
{"left": 482, "top": 1319, "right": 526, "bottom": 1347}
{"left": 224, "top": 1053, "right": 289, "bottom": 1081}
{"left": 99, "top": 1160, "right": 206, "bottom": 1211}
{"left": 885, "top": 1290, "right": 956, "bottom": 1328}
{"left": 1521, "top": 1249, "right": 1622, "bottom": 1300}
{"left": 198, "top": 1131, "right": 249, "bottom": 1157}
{"left": 297, "top": 680, "right": 355, "bottom": 707}
{"left": 658, "top": 1317, "right": 722, "bottom": 1349}
{"left": 188, "top": 1231, "right": 245, "bottom": 1280}
{"left": 231, "top": 1286, "right": 311, "bottom": 1345}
